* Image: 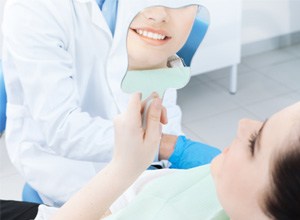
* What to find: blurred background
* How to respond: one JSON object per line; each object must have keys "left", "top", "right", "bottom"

{"left": 1, "top": 0, "right": 300, "bottom": 201}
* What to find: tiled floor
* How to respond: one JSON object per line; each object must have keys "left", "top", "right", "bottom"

{"left": 1, "top": 44, "right": 300, "bottom": 201}
{"left": 179, "top": 44, "right": 300, "bottom": 149}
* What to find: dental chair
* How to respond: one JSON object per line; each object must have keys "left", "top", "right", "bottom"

{"left": 22, "top": 183, "right": 43, "bottom": 204}
{"left": 0, "top": 18, "right": 208, "bottom": 205}
{"left": 177, "top": 18, "right": 208, "bottom": 66}
{"left": 0, "top": 61, "right": 6, "bottom": 135}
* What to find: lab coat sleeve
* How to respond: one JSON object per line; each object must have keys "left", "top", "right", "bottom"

{"left": 162, "top": 88, "right": 183, "bottom": 135}
{"left": 2, "top": 0, "right": 114, "bottom": 162}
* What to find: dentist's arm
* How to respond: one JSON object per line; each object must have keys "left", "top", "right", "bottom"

{"left": 51, "top": 94, "right": 165, "bottom": 220}
{"left": 160, "top": 134, "right": 221, "bottom": 168}
{"left": 2, "top": 1, "right": 115, "bottom": 162}
{"left": 158, "top": 88, "right": 181, "bottom": 160}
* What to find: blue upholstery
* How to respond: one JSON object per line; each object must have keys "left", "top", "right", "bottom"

{"left": 177, "top": 18, "right": 209, "bottom": 66}
{"left": 22, "top": 183, "right": 43, "bottom": 204}
{"left": 0, "top": 61, "right": 7, "bottom": 134}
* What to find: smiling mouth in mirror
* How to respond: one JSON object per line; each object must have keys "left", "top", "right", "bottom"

{"left": 130, "top": 28, "right": 172, "bottom": 46}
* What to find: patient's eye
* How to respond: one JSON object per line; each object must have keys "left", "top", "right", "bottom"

{"left": 248, "top": 132, "right": 258, "bottom": 156}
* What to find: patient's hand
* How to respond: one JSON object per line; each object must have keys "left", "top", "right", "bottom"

{"left": 112, "top": 93, "right": 165, "bottom": 176}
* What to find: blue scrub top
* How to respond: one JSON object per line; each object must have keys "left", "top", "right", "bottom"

{"left": 96, "top": 0, "right": 118, "bottom": 35}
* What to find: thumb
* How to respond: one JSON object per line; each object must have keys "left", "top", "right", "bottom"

{"left": 144, "top": 98, "right": 163, "bottom": 143}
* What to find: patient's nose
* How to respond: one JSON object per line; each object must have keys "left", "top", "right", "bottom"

{"left": 142, "top": 7, "right": 169, "bottom": 24}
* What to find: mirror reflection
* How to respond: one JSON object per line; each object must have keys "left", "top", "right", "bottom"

{"left": 122, "top": 5, "right": 210, "bottom": 100}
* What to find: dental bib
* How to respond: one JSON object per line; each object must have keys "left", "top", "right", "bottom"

{"left": 104, "top": 165, "right": 229, "bottom": 220}
{"left": 121, "top": 67, "right": 190, "bottom": 100}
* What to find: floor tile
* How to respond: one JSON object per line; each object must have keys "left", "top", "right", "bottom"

{"left": 289, "top": 90, "right": 300, "bottom": 100}
{"left": 186, "top": 75, "right": 204, "bottom": 87}
{"left": 182, "top": 125, "right": 205, "bottom": 143}
{"left": 178, "top": 81, "right": 239, "bottom": 123}
{"left": 238, "top": 63, "right": 254, "bottom": 75}
{"left": 0, "top": 174, "right": 25, "bottom": 201}
{"left": 216, "top": 71, "right": 291, "bottom": 105}
{"left": 259, "top": 58, "right": 300, "bottom": 91}
{"left": 0, "top": 136, "right": 18, "bottom": 178}
{"left": 191, "top": 69, "right": 212, "bottom": 82}
{"left": 194, "top": 64, "right": 253, "bottom": 82}
{"left": 185, "top": 108, "right": 258, "bottom": 150}
{"left": 281, "top": 44, "right": 300, "bottom": 57}
{"left": 242, "top": 49, "right": 295, "bottom": 69}
{"left": 195, "top": 67, "right": 231, "bottom": 81}
{"left": 243, "top": 93, "right": 299, "bottom": 121}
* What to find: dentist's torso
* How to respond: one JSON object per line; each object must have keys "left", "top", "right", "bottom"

{"left": 2, "top": 0, "right": 127, "bottom": 206}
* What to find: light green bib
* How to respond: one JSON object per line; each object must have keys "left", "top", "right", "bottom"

{"left": 121, "top": 67, "right": 190, "bottom": 100}
{"left": 105, "top": 165, "right": 229, "bottom": 220}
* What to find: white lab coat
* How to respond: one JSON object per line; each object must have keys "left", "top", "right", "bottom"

{"left": 2, "top": 0, "right": 183, "bottom": 206}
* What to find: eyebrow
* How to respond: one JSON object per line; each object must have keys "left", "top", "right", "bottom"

{"left": 254, "top": 118, "right": 269, "bottom": 155}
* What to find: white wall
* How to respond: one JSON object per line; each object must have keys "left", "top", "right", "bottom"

{"left": 242, "top": 0, "right": 300, "bottom": 44}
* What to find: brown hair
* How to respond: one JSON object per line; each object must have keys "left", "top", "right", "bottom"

{"left": 263, "top": 140, "right": 300, "bottom": 219}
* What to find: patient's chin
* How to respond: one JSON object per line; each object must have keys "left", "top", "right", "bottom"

{"left": 210, "top": 154, "right": 222, "bottom": 180}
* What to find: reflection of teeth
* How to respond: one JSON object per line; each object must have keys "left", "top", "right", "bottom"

{"left": 136, "top": 29, "right": 166, "bottom": 40}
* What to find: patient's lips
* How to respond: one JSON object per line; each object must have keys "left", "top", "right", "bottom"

{"left": 130, "top": 27, "right": 171, "bottom": 46}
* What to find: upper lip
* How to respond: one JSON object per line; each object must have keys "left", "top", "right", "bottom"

{"left": 130, "top": 27, "right": 171, "bottom": 38}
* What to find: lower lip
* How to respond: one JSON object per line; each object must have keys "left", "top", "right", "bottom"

{"left": 131, "top": 29, "right": 171, "bottom": 46}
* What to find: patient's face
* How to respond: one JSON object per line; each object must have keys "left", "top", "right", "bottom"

{"left": 211, "top": 102, "right": 300, "bottom": 220}
{"left": 127, "top": 5, "right": 197, "bottom": 70}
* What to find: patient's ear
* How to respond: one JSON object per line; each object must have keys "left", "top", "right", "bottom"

{"left": 121, "top": 5, "right": 210, "bottom": 100}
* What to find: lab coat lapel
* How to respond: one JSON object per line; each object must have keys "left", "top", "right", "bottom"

{"left": 90, "top": 0, "right": 112, "bottom": 37}
{"left": 105, "top": 0, "right": 132, "bottom": 112}
{"left": 75, "top": 0, "right": 112, "bottom": 37}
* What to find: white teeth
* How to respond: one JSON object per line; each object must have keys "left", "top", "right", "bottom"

{"left": 147, "top": 32, "right": 154, "bottom": 38}
{"left": 135, "top": 29, "right": 166, "bottom": 40}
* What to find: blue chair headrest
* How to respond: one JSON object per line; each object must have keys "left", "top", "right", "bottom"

{"left": 177, "top": 18, "right": 209, "bottom": 67}
{"left": 22, "top": 183, "right": 43, "bottom": 204}
{"left": 0, "top": 60, "right": 7, "bottom": 133}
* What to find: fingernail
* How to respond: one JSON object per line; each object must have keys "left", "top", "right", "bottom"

{"left": 137, "top": 92, "right": 142, "bottom": 99}
{"left": 152, "top": 92, "right": 159, "bottom": 99}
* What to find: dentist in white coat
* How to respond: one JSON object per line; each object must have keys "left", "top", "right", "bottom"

{"left": 2, "top": 0, "right": 183, "bottom": 206}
